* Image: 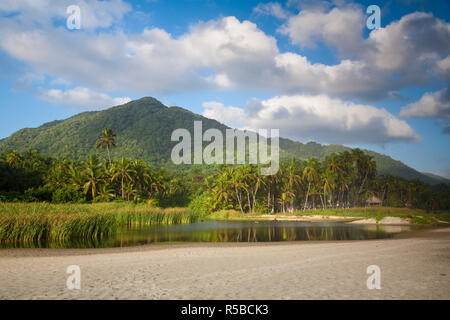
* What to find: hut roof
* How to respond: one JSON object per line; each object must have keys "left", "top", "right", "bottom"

{"left": 366, "top": 196, "right": 382, "bottom": 204}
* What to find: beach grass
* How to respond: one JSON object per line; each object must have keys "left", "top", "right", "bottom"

{"left": 0, "top": 202, "right": 199, "bottom": 242}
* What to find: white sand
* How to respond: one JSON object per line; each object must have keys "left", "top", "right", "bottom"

{"left": 347, "top": 216, "right": 411, "bottom": 225}
{"left": 0, "top": 228, "right": 449, "bottom": 300}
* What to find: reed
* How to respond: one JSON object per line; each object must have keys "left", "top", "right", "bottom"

{"left": 0, "top": 202, "right": 200, "bottom": 243}
{"left": 115, "top": 207, "right": 199, "bottom": 226}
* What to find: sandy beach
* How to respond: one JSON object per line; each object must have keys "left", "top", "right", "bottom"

{"left": 0, "top": 228, "right": 449, "bottom": 300}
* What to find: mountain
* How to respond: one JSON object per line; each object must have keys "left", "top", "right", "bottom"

{"left": 422, "top": 172, "right": 450, "bottom": 185}
{"left": 0, "top": 97, "right": 447, "bottom": 185}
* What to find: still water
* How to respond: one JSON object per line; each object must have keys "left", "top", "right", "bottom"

{"left": 1, "top": 220, "right": 415, "bottom": 249}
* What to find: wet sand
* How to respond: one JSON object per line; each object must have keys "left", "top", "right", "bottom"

{"left": 0, "top": 227, "right": 449, "bottom": 300}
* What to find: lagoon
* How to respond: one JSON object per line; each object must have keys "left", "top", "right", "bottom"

{"left": 1, "top": 220, "right": 416, "bottom": 249}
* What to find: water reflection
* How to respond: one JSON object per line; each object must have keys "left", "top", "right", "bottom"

{"left": 1, "top": 221, "right": 416, "bottom": 249}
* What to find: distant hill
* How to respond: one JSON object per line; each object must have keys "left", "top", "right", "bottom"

{"left": 0, "top": 97, "right": 447, "bottom": 185}
{"left": 422, "top": 172, "right": 450, "bottom": 185}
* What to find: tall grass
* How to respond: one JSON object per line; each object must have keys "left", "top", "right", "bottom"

{"left": 0, "top": 202, "right": 199, "bottom": 243}
{"left": 115, "top": 207, "right": 200, "bottom": 226}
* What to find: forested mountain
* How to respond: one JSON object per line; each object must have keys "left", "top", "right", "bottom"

{"left": 0, "top": 97, "right": 447, "bottom": 185}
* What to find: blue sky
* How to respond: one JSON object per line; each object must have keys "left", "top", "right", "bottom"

{"left": 0, "top": 0, "right": 449, "bottom": 177}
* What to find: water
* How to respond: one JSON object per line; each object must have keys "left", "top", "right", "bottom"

{"left": 1, "top": 220, "right": 416, "bottom": 249}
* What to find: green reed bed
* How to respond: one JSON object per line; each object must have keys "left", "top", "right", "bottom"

{"left": 0, "top": 202, "right": 199, "bottom": 243}
{"left": 115, "top": 207, "right": 199, "bottom": 226}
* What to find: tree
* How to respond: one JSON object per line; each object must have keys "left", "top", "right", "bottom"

{"left": 83, "top": 165, "right": 103, "bottom": 200}
{"left": 302, "top": 158, "right": 319, "bottom": 210}
{"left": 96, "top": 128, "right": 117, "bottom": 166}
{"left": 82, "top": 155, "right": 103, "bottom": 199}
{"left": 282, "top": 159, "right": 302, "bottom": 212}
{"left": 5, "top": 150, "right": 22, "bottom": 168}
{"left": 131, "top": 160, "right": 152, "bottom": 196}
{"left": 111, "top": 158, "right": 135, "bottom": 200}
{"left": 322, "top": 169, "right": 336, "bottom": 208}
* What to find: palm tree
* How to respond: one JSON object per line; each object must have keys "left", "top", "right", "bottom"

{"left": 111, "top": 158, "right": 135, "bottom": 200}
{"left": 68, "top": 163, "right": 86, "bottom": 192}
{"left": 131, "top": 160, "right": 151, "bottom": 195}
{"left": 212, "top": 167, "right": 233, "bottom": 209}
{"left": 45, "top": 158, "right": 72, "bottom": 187}
{"left": 282, "top": 159, "right": 302, "bottom": 212}
{"left": 98, "top": 182, "right": 115, "bottom": 199}
{"left": 96, "top": 128, "right": 117, "bottom": 166}
{"left": 322, "top": 170, "right": 336, "bottom": 208}
{"left": 302, "top": 158, "right": 319, "bottom": 210}
{"left": 264, "top": 170, "right": 280, "bottom": 213}
{"left": 83, "top": 165, "right": 103, "bottom": 200}
{"left": 5, "top": 150, "right": 22, "bottom": 168}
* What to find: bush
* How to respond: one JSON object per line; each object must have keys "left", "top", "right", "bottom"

{"left": 157, "top": 193, "right": 190, "bottom": 208}
{"left": 92, "top": 195, "right": 114, "bottom": 203}
{"left": 188, "top": 192, "right": 212, "bottom": 217}
{"left": 52, "top": 187, "right": 84, "bottom": 203}
{"left": 23, "top": 185, "right": 55, "bottom": 202}
{"left": 0, "top": 191, "right": 23, "bottom": 202}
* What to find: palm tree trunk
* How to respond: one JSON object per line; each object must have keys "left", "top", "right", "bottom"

{"left": 246, "top": 191, "right": 251, "bottom": 213}
{"left": 235, "top": 187, "right": 244, "bottom": 214}
{"left": 107, "top": 146, "right": 111, "bottom": 167}
{"left": 92, "top": 182, "right": 95, "bottom": 200}
{"left": 303, "top": 182, "right": 311, "bottom": 210}
{"left": 121, "top": 175, "right": 124, "bottom": 200}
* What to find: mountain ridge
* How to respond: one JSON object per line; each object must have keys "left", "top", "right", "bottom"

{"left": 0, "top": 97, "right": 448, "bottom": 185}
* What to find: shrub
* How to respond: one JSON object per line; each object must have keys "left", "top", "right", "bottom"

{"left": 188, "top": 192, "right": 212, "bottom": 217}
{"left": 23, "top": 185, "right": 54, "bottom": 202}
{"left": 52, "top": 187, "right": 84, "bottom": 203}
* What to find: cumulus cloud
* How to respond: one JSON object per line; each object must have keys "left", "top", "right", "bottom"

{"left": 253, "top": 2, "right": 290, "bottom": 19}
{"left": 363, "top": 13, "right": 450, "bottom": 74}
{"left": 400, "top": 87, "right": 450, "bottom": 119}
{"left": 203, "top": 95, "right": 420, "bottom": 144}
{"left": 437, "top": 55, "right": 450, "bottom": 80}
{"left": 202, "top": 101, "right": 246, "bottom": 129}
{"left": 0, "top": 2, "right": 448, "bottom": 101}
{"left": 39, "top": 87, "right": 131, "bottom": 110}
{"left": 279, "top": 5, "right": 365, "bottom": 56}
{"left": 281, "top": 7, "right": 450, "bottom": 86}
{"left": 0, "top": 15, "right": 279, "bottom": 93}
{"left": 0, "top": 0, "right": 131, "bottom": 30}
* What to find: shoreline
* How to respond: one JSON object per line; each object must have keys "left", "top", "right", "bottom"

{"left": 230, "top": 215, "right": 414, "bottom": 224}
{"left": 0, "top": 226, "right": 447, "bottom": 258}
{"left": 0, "top": 227, "right": 449, "bottom": 299}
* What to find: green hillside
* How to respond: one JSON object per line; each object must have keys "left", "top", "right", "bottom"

{"left": 0, "top": 97, "right": 447, "bottom": 185}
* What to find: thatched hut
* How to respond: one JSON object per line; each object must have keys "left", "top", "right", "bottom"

{"left": 366, "top": 196, "right": 382, "bottom": 207}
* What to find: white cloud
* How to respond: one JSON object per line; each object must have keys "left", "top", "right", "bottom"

{"left": 203, "top": 95, "right": 421, "bottom": 144}
{"left": 202, "top": 101, "right": 246, "bottom": 129}
{"left": 253, "top": 2, "right": 289, "bottom": 19}
{"left": 0, "top": 3, "right": 448, "bottom": 101}
{"left": 437, "top": 55, "right": 450, "bottom": 80}
{"left": 400, "top": 87, "right": 450, "bottom": 119}
{"left": 0, "top": 15, "right": 279, "bottom": 93}
{"left": 280, "top": 8, "right": 450, "bottom": 87}
{"left": 280, "top": 5, "right": 365, "bottom": 56}
{"left": 39, "top": 87, "right": 131, "bottom": 110}
{"left": 363, "top": 12, "right": 450, "bottom": 73}
{"left": 0, "top": 0, "right": 131, "bottom": 30}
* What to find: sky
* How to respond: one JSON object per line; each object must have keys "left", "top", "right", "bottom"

{"left": 0, "top": 0, "right": 449, "bottom": 177}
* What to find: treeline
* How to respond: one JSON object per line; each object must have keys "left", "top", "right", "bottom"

{"left": 200, "top": 150, "right": 450, "bottom": 213}
{"left": 1, "top": 149, "right": 449, "bottom": 212}
{"left": 0, "top": 149, "right": 195, "bottom": 207}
